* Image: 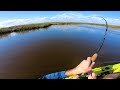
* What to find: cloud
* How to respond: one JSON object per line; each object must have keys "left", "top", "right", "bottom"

{"left": 0, "top": 12, "right": 120, "bottom": 28}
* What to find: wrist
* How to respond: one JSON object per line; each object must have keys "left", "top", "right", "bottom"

{"left": 65, "top": 68, "right": 82, "bottom": 76}
{"left": 65, "top": 69, "right": 74, "bottom": 76}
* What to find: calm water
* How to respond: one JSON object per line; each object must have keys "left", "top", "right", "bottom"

{"left": 0, "top": 24, "right": 120, "bottom": 79}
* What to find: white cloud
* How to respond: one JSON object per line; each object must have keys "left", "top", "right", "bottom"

{"left": 0, "top": 12, "right": 120, "bottom": 28}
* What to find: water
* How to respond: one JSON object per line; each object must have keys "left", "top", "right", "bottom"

{"left": 0, "top": 24, "right": 120, "bottom": 79}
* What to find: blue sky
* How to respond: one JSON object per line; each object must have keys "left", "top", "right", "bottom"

{"left": 0, "top": 11, "right": 120, "bottom": 28}
{"left": 0, "top": 11, "right": 119, "bottom": 20}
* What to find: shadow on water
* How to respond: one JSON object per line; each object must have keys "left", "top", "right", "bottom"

{"left": 0, "top": 24, "right": 120, "bottom": 79}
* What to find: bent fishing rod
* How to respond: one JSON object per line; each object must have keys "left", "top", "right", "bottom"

{"left": 91, "top": 16, "right": 108, "bottom": 62}
{"left": 32, "top": 17, "right": 108, "bottom": 78}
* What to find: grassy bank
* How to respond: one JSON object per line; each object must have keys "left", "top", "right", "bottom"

{"left": 0, "top": 22, "right": 120, "bottom": 34}
{"left": 0, "top": 22, "right": 80, "bottom": 34}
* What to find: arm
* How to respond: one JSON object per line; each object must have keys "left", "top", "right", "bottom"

{"left": 39, "top": 71, "right": 67, "bottom": 79}
{"left": 39, "top": 57, "right": 95, "bottom": 79}
{"left": 65, "top": 57, "right": 95, "bottom": 76}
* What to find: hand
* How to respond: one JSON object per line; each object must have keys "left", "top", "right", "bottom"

{"left": 65, "top": 57, "right": 95, "bottom": 76}
{"left": 73, "top": 57, "right": 95, "bottom": 74}
{"left": 88, "top": 72, "right": 96, "bottom": 79}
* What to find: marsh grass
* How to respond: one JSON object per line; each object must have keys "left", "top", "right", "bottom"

{"left": 0, "top": 22, "right": 120, "bottom": 34}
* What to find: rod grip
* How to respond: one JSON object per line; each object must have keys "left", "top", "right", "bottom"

{"left": 91, "top": 53, "right": 98, "bottom": 62}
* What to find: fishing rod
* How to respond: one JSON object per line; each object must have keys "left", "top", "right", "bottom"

{"left": 91, "top": 16, "right": 108, "bottom": 62}
{"left": 79, "top": 16, "right": 109, "bottom": 78}
{"left": 33, "top": 16, "right": 108, "bottom": 78}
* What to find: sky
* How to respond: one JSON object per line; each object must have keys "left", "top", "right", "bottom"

{"left": 0, "top": 11, "right": 120, "bottom": 28}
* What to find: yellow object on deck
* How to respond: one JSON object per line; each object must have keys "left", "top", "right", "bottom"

{"left": 65, "top": 63, "right": 120, "bottom": 79}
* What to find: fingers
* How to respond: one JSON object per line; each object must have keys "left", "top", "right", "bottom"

{"left": 87, "top": 57, "right": 92, "bottom": 63}
{"left": 88, "top": 73, "right": 92, "bottom": 79}
{"left": 90, "top": 62, "right": 95, "bottom": 68}
{"left": 86, "top": 57, "right": 95, "bottom": 68}
{"left": 88, "top": 72, "right": 96, "bottom": 79}
{"left": 92, "top": 72, "right": 96, "bottom": 79}
{"left": 84, "top": 67, "right": 94, "bottom": 76}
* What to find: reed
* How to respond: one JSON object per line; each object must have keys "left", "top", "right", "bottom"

{"left": 0, "top": 22, "right": 120, "bottom": 34}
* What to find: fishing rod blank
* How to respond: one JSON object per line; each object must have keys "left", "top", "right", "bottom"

{"left": 91, "top": 16, "right": 108, "bottom": 62}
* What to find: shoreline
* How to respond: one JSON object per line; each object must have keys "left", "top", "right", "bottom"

{"left": 0, "top": 22, "right": 120, "bottom": 34}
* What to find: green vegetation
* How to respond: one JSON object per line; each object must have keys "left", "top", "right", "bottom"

{"left": 0, "top": 22, "right": 120, "bottom": 34}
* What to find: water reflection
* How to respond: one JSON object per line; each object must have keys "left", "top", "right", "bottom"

{"left": 0, "top": 24, "right": 120, "bottom": 79}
